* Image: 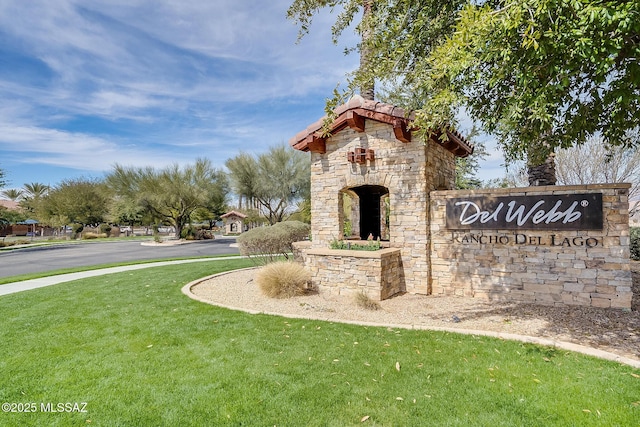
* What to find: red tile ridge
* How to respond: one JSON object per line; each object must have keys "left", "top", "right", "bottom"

{"left": 289, "top": 95, "right": 473, "bottom": 158}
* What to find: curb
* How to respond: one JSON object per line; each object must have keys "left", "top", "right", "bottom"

{"left": 0, "top": 256, "right": 247, "bottom": 296}
{"left": 183, "top": 270, "right": 640, "bottom": 369}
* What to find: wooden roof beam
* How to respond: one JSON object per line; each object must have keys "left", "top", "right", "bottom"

{"left": 393, "top": 119, "right": 411, "bottom": 143}
{"left": 306, "top": 135, "right": 326, "bottom": 154}
{"left": 346, "top": 110, "right": 366, "bottom": 132}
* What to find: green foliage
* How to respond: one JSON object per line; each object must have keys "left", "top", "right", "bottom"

{"left": 0, "top": 166, "right": 5, "bottom": 188}
{"left": 631, "top": 227, "right": 640, "bottom": 261}
{"left": 288, "top": 197, "right": 312, "bottom": 224}
{"left": 179, "top": 225, "right": 215, "bottom": 240}
{"left": 22, "top": 182, "right": 49, "bottom": 198}
{"left": 0, "top": 206, "right": 26, "bottom": 225}
{"left": 329, "top": 238, "right": 381, "bottom": 251}
{"left": 288, "top": 0, "right": 465, "bottom": 99}
{"left": 255, "top": 261, "right": 311, "bottom": 298}
{"left": 455, "top": 139, "right": 488, "bottom": 189}
{"left": 180, "top": 225, "right": 197, "bottom": 240}
{"left": 426, "top": 0, "right": 640, "bottom": 163}
{"left": 237, "top": 221, "right": 310, "bottom": 265}
{"left": 343, "top": 219, "right": 352, "bottom": 238}
{"left": 226, "top": 144, "right": 310, "bottom": 225}
{"left": 106, "top": 158, "right": 228, "bottom": 239}
{"left": 37, "top": 178, "right": 108, "bottom": 227}
{"left": 70, "top": 223, "right": 83, "bottom": 240}
{"left": 99, "top": 223, "right": 112, "bottom": 237}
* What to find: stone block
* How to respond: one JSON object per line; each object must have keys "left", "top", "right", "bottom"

{"left": 590, "top": 297, "right": 612, "bottom": 308}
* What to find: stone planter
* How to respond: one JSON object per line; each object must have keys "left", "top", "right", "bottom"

{"left": 293, "top": 241, "right": 403, "bottom": 300}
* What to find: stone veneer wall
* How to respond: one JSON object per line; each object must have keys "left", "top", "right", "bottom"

{"left": 293, "top": 241, "right": 402, "bottom": 300}
{"left": 430, "top": 184, "right": 632, "bottom": 308}
{"left": 309, "top": 121, "right": 456, "bottom": 295}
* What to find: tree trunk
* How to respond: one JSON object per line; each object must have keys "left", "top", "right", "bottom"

{"left": 528, "top": 152, "right": 557, "bottom": 186}
{"left": 360, "top": 0, "right": 374, "bottom": 100}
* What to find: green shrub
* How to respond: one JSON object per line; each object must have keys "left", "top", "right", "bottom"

{"left": 180, "top": 225, "right": 197, "bottom": 240}
{"left": 71, "top": 223, "right": 84, "bottom": 239}
{"left": 631, "top": 227, "right": 640, "bottom": 261}
{"left": 99, "top": 223, "right": 112, "bottom": 237}
{"left": 195, "top": 229, "right": 214, "bottom": 240}
{"left": 255, "top": 261, "right": 311, "bottom": 298}
{"left": 237, "top": 221, "right": 310, "bottom": 265}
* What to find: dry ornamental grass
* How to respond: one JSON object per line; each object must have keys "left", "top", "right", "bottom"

{"left": 354, "top": 291, "right": 381, "bottom": 310}
{"left": 255, "top": 261, "right": 311, "bottom": 298}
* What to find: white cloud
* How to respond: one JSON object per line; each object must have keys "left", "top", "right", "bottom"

{"left": 1, "top": 0, "right": 438, "bottom": 187}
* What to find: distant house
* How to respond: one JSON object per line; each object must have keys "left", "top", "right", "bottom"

{"left": 220, "top": 211, "right": 248, "bottom": 234}
{"left": 0, "top": 199, "right": 20, "bottom": 211}
{"left": 0, "top": 199, "right": 25, "bottom": 237}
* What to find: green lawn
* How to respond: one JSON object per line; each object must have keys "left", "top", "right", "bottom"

{"left": 0, "top": 254, "right": 241, "bottom": 285}
{"left": 0, "top": 259, "right": 638, "bottom": 426}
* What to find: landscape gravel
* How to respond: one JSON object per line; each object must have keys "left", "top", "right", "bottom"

{"left": 188, "top": 262, "right": 640, "bottom": 364}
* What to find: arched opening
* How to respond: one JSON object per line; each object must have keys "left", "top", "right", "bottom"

{"left": 341, "top": 185, "right": 389, "bottom": 241}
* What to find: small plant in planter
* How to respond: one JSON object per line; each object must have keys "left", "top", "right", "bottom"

{"left": 329, "top": 237, "right": 381, "bottom": 251}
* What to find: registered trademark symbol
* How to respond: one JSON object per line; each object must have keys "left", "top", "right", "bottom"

{"left": 581, "top": 200, "right": 589, "bottom": 207}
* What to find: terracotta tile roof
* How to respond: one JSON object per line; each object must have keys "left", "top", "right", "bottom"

{"left": 0, "top": 199, "right": 20, "bottom": 211}
{"left": 221, "top": 210, "right": 248, "bottom": 219}
{"left": 289, "top": 95, "right": 473, "bottom": 158}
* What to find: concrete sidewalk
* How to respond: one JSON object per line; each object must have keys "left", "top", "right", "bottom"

{"left": 0, "top": 256, "right": 245, "bottom": 296}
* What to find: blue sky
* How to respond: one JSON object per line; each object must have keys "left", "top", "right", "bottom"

{"left": 0, "top": 0, "right": 504, "bottom": 191}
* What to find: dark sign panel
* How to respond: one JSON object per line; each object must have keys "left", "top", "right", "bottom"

{"left": 446, "top": 193, "right": 603, "bottom": 230}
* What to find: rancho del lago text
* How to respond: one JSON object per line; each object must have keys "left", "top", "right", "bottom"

{"left": 451, "top": 232, "right": 600, "bottom": 247}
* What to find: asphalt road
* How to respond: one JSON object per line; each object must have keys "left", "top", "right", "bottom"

{"left": 0, "top": 238, "right": 240, "bottom": 279}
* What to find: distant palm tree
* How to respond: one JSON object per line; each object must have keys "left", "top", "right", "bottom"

{"left": 1, "top": 188, "right": 24, "bottom": 201}
{"left": 23, "top": 182, "right": 50, "bottom": 199}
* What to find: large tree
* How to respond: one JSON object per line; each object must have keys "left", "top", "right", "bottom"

{"left": 226, "top": 144, "right": 310, "bottom": 225}
{"left": 106, "top": 158, "right": 228, "bottom": 239}
{"left": 424, "top": 0, "right": 640, "bottom": 170}
{"left": 38, "top": 178, "right": 109, "bottom": 227}
{"left": 289, "top": 1, "right": 640, "bottom": 186}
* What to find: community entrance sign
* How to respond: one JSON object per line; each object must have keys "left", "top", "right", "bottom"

{"left": 291, "top": 96, "right": 633, "bottom": 309}
{"left": 446, "top": 193, "right": 603, "bottom": 230}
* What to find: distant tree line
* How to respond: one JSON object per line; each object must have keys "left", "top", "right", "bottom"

{"left": 0, "top": 144, "right": 310, "bottom": 239}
